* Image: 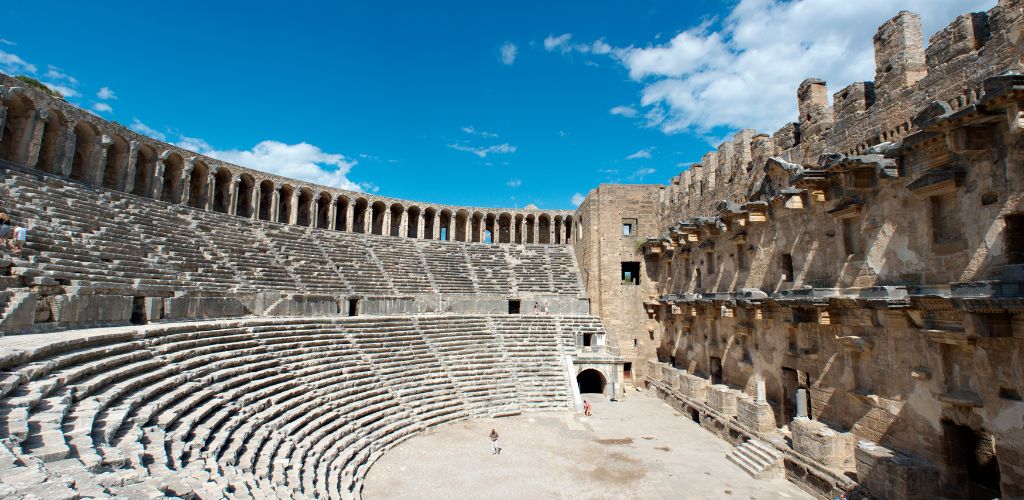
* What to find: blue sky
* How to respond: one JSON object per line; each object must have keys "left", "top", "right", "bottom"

{"left": 0, "top": 0, "right": 993, "bottom": 209}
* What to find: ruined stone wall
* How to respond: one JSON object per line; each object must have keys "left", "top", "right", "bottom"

{"left": 574, "top": 184, "right": 664, "bottom": 378}
{"left": 630, "top": 2, "right": 1024, "bottom": 498}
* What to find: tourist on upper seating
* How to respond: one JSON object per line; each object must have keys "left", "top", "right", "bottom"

{"left": 0, "top": 214, "right": 11, "bottom": 254}
{"left": 489, "top": 428, "right": 501, "bottom": 455}
{"left": 9, "top": 223, "right": 26, "bottom": 256}
{"left": 583, "top": 400, "right": 592, "bottom": 416}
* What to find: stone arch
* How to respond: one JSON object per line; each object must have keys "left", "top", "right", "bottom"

{"left": 498, "top": 213, "right": 512, "bottom": 244}
{"left": 353, "top": 198, "right": 369, "bottom": 233}
{"left": 258, "top": 180, "right": 275, "bottom": 221}
{"left": 484, "top": 213, "right": 496, "bottom": 244}
{"left": 316, "top": 192, "right": 332, "bottom": 229}
{"left": 471, "top": 212, "right": 484, "bottom": 243}
{"left": 455, "top": 209, "right": 469, "bottom": 242}
{"left": 38, "top": 108, "right": 67, "bottom": 174}
{"left": 514, "top": 214, "right": 524, "bottom": 244}
{"left": 132, "top": 144, "right": 156, "bottom": 197}
{"left": 188, "top": 160, "right": 210, "bottom": 209}
{"left": 0, "top": 91, "right": 35, "bottom": 164}
{"left": 371, "top": 201, "right": 387, "bottom": 235}
{"left": 564, "top": 215, "right": 574, "bottom": 243}
{"left": 577, "top": 369, "right": 606, "bottom": 394}
{"left": 101, "top": 134, "right": 129, "bottom": 191}
{"left": 70, "top": 121, "right": 100, "bottom": 184}
{"left": 160, "top": 153, "right": 185, "bottom": 204}
{"left": 554, "top": 215, "right": 563, "bottom": 244}
{"left": 538, "top": 214, "right": 552, "bottom": 244}
{"left": 277, "top": 184, "right": 294, "bottom": 223}
{"left": 236, "top": 174, "right": 256, "bottom": 218}
{"left": 406, "top": 206, "right": 421, "bottom": 238}
{"left": 439, "top": 209, "right": 453, "bottom": 241}
{"left": 423, "top": 207, "right": 437, "bottom": 240}
{"left": 296, "top": 188, "right": 315, "bottom": 226}
{"left": 526, "top": 215, "right": 536, "bottom": 244}
{"left": 389, "top": 203, "right": 404, "bottom": 237}
{"left": 212, "top": 168, "right": 232, "bottom": 213}
{"left": 335, "top": 195, "right": 350, "bottom": 231}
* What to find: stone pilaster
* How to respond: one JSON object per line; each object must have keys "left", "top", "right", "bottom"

{"left": 345, "top": 204, "right": 355, "bottom": 232}
{"left": 251, "top": 183, "right": 262, "bottom": 220}
{"left": 151, "top": 152, "right": 168, "bottom": 200}
{"left": 59, "top": 123, "right": 77, "bottom": 177}
{"left": 123, "top": 140, "right": 140, "bottom": 194}
{"left": 271, "top": 185, "right": 281, "bottom": 222}
{"left": 229, "top": 176, "right": 240, "bottom": 215}
{"left": 328, "top": 199, "right": 338, "bottom": 230}
{"left": 24, "top": 108, "right": 47, "bottom": 168}
{"left": 92, "top": 134, "right": 113, "bottom": 187}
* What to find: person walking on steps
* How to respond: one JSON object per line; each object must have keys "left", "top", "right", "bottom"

{"left": 489, "top": 428, "right": 501, "bottom": 455}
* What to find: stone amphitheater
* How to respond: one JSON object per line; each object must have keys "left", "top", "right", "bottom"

{"left": 0, "top": 3, "right": 1023, "bottom": 499}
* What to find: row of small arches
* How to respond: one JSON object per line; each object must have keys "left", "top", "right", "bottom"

{"left": 0, "top": 88, "right": 573, "bottom": 244}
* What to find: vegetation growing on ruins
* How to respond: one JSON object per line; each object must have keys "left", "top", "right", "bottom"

{"left": 14, "top": 75, "right": 62, "bottom": 99}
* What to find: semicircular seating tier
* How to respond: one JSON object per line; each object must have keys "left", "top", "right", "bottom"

{"left": 0, "top": 164, "right": 585, "bottom": 299}
{"left": 0, "top": 313, "right": 608, "bottom": 498}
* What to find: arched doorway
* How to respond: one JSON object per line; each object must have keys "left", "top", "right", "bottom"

{"left": 577, "top": 369, "right": 606, "bottom": 394}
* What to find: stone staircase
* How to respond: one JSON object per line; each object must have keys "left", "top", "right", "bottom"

{"left": 727, "top": 438, "right": 785, "bottom": 479}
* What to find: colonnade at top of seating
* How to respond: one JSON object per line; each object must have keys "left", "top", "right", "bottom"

{"left": 0, "top": 83, "right": 574, "bottom": 244}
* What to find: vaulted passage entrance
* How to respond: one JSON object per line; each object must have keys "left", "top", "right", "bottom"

{"left": 577, "top": 369, "right": 606, "bottom": 394}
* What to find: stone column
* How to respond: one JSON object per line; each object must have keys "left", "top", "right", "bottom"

{"left": 433, "top": 214, "right": 442, "bottom": 240}
{"left": 398, "top": 210, "right": 408, "bottom": 237}
{"left": 251, "top": 183, "right": 262, "bottom": 220}
{"left": 24, "top": 108, "right": 47, "bottom": 168}
{"left": 796, "top": 388, "right": 808, "bottom": 419}
{"left": 345, "top": 204, "right": 355, "bottom": 232}
{"left": 91, "top": 135, "right": 113, "bottom": 187}
{"left": 308, "top": 192, "right": 318, "bottom": 227}
{"left": 123, "top": 140, "right": 140, "bottom": 193}
{"left": 151, "top": 154, "right": 167, "bottom": 200}
{"left": 229, "top": 176, "right": 240, "bottom": 215}
{"left": 288, "top": 191, "right": 299, "bottom": 225}
{"left": 756, "top": 380, "right": 766, "bottom": 403}
{"left": 416, "top": 213, "right": 425, "bottom": 239}
{"left": 59, "top": 123, "right": 77, "bottom": 177}
{"left": 270, "top": 185, "right": 281, "bottom": 222}
{"left": 205, "top": 167, "right": 217, "bottom": 211}
{"left": 328, "top": 199, "right": 338, "bottom": 230}
{"left": 181, "top": 158, "right": 196, "bottom": 206}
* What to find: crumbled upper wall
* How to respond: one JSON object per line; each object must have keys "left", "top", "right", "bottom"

{"left": 662, "top": 1, "right": 1024, "bottom": 220}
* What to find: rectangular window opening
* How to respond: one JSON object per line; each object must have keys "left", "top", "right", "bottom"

{"left": 348, "top": 298, "right": 359, "bottom": 317}
{"left": 842, "top": 218, "right": 860, "bottom": 256}
{"left": 621, "top": 261, "right": 641, "bottom": 285}
{"left": 622, "top": 218, "right": 637, "bottom": 237}
{"left": 583, "top": 333, "right": 593, "bottom": 347}
{"left": 931, "top": 194, "right": 963, "bottom": 245}
{"left": 706, "top": 252, "right": 716, "bottom": 275}
{"left": 1005, "top": 214, "right": 1024, "bottom": 264}
{"left": 508, "top": 300, "right": 521, "bottom": 314}
{"left": 781, "top": 254, "right": 794, "bottom": 282}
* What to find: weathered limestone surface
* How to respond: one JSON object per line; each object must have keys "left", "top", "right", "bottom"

{"left": 578, "top": 3, "right": 1024, "bottom": 498}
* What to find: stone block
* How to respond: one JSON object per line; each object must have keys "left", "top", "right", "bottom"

{"left": 855, "top": 441, "right": 939, "bottom": 500}
{"left": 707, "top": 384, "right": 739, "bottom": 416}
{"left": 737, "top": 395, "right": 777, "bottom": 433}
{"left": 49, "top": 294, "right": 133, "bottom": 326}
{"left": 164, "top": 296, "right": 248, "bottom": 320}
{"left": 791, "top": 418, "right": 857, "bottom": 472}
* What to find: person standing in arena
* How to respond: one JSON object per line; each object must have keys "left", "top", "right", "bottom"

{"left": 489, "top": 428, "right": 501, "bottom": 455}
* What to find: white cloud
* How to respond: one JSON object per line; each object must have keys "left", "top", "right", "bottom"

{"left": 44, "top": 65, "right": 78, "bottom": 85}
{"left": 0, "top": 39, "right": 15, "bottom": 46}
{"left": 43, "top": 82, "right": 78, "bottom": 98}
{"left": 609, "top": 105, "right": 638, "bottom": 118}
{"left": 129, "top": 118, "right": 167, "bottom": 141}
{"left": 92, "top": 102, "right": 113, "bottom": 113}
{"left": 571, "top": 192, "right": 586, "bottom": 206}
{"left": 179, "top": 137, "right": 366, "bottom": 191}
{"left": 461, "top": 125, "right": 498, "bottom": 138}
{"left": 555, "top": 0, "right": 995, "bottom": 135}
{"left": 626, "top": 147, "right": 653, "bottom": 160}
{"left": 0, "top": 49, "right": 37, "bottom": 74}
{"left": 97, "top": 87, "right": 117, "bottom": 100}
{"left": 544, "top": 33, "right": 573, "bottom": 52}
{"left": 629, "top": 167, "right": 657, "bottom": 180}
{"left": 500, "top": 42, "right": 518, "bottom": 65}
{"left": 447, "top": 142, "right": 517, "bottom": 158}
{"left": 506, "top": 178, "right": 522, "bottom": 188}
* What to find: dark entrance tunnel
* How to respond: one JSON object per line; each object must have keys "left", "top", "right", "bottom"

{"left": 577, "top": 369, "right": 606, "bottom": 394}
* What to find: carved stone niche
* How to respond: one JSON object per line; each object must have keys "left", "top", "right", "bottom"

{"left": 945, "top": 124, "right": 993, "bottom": 154}
{"left": 905, "top": 165, "right": 965, "bottom": 199}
